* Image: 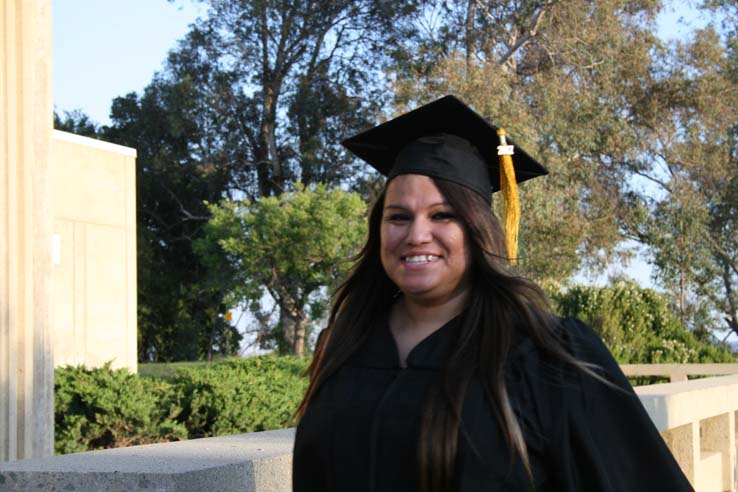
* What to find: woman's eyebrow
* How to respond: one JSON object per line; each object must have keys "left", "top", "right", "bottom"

{"left": 384, "top": 201, "right": 449, "bottom": 210}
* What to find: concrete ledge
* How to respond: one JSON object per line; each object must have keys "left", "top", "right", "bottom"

{"left": 622, "top": 363, "right": 738, "bottom": 382}
{"left": 3, "top": 375, "right": 738, "bottom": 491}
{"left": 635, "top": 373, "right": 738, "bottom": 431}
{"left": 52, "top": 129, "right": 137, "bottom": 157}
{"left": 0, "top": 429, "right": 294, "bottom": 492}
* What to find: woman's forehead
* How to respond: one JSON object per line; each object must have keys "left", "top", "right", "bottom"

{"left": 384, "top": 175, "right": 449, "bottom": 207}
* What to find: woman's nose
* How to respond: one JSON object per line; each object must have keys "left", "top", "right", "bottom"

{"left": 406, "top": 217, "right": 432, "bottom": 244}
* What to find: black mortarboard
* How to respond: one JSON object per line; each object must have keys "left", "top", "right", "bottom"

{"left": 340, "top": 94, "right": 548, "bottom": 203}
{"left": 341, "top": 95, "right": 549, "bottom": 263}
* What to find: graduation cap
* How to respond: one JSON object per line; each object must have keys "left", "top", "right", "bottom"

{"left": 341, "top": 94, "right": 548, "bottom": 264}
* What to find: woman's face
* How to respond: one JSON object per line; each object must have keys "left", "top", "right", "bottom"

{"left": 380, "top": 174, "right": 471, "bottom": 304}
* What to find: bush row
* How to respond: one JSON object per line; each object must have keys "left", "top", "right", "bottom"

{"left": 55, "top": 355, "right": 309, "bottom": 455}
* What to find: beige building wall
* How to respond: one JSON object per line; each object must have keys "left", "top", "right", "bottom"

{"left": 50, "top": 130, "right": 137, "bottom": 372}
{"left": 0, "top": 0, "right": 55, "bottom": 460}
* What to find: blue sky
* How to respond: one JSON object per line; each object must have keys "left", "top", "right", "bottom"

{"left": 53, "top": 0, "right": 204, "bottom": 125}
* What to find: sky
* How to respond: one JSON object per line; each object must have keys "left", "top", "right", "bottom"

{"left": 53, "top": 0, "right": 204, "bottom": 125}
{"left": 53, "top": 0, "right": 714, "bottom": 126}
{"left": 51, "top": 0, "right": 715, "bottom": 290}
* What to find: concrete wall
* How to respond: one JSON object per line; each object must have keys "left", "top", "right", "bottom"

{"left": 50, "top": 130, "right": 137, "bottom": 372}
{"left": 1, "top": 0, "right": 137, "bottom": 462}
{"left": 0, "top": 429, "right": 295, "bottom": 492}
{"left": 0, "top": 0, "right": 55, "bottom": 461}
{"left": 636, "top": 373, "right": 738, "bottom": 491}
{"left": 3, "top": 374, "right": 738, "bottom": 491}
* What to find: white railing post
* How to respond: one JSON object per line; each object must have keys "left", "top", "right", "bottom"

{"left": 700, "top": 412, "right": 735, "bottom": 491}
{"left": 661, "top": 422, "right": 699, "bottom": 488}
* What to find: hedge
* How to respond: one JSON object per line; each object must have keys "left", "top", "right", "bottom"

{"left": 55, "top": 362, "right": 187, "bottom": 455}
{"left": 172, "top": 356, "right": 309, "bottom": 438}
{"left": 55, "top": 355, "right": 309, "bottom": 454}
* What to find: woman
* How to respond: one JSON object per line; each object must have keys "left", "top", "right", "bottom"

{"left": 293, "top": 96, "right": 692, "bottom": 491}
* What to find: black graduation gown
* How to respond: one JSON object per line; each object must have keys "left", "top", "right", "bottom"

{"left": 293, "top": 316, "right": 693, "bottom": 491}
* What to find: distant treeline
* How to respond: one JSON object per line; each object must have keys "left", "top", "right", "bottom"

{"left": 54, "top": 0, "right": 738, "bottom": 360}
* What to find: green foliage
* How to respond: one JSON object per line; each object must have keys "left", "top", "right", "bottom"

{"left": 54, "top": 363, "right": 187, "bottom": 455}
{"left": 53, "top": 110, "right": 99, "bottom": 138}
{"left": 139, "top": 360, "right": 217, "bottom": 381}
{"left": 613, "top": 20, "right": 738, "bottom": 336}
{"left": 186, "top": 0, "right": 421, "bottom": 196}
{"left": 196, "top": 184, "right": 367, "bottom": 355}
{"left": 65, "top": 0, "right": 738, "bottom": 362}
{"left": 550, "top": 282, "right": 734, "bottom": 364}
{"left": 54, "top": 357, "right": 309, "bottom": 454}
{"left": 100, "top": 0, "right": 418, "bottom": 361}
{"left": 387, "top": 0, "right": 738, "bottom": 338}
{"left": 391, "top": 0, "right": 658, "bottom": 282}
{"left": 172, "top": 356, "right": 309, "bottom": 438}
{"left": 103, "top": 78, "right": 242, "bottom": 362}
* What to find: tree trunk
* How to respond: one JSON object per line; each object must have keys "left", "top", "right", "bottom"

{"left": 293, "top": 316, "right": 306, "bottom": 357}
{"left": 279, "top": 307, "right": 295, "bottom": 353}
{"left": 464, "top": 0, "right": 476, "bottom": 72}
{"left": 259, "top": 84, "right": 282, "bottom": 196}
{"left": 722, "top": 262, "right": 738, "bottom": 337}
{"left": 279, "top": 305, "right": 306, "bottom": 357}
{"left": 678, "top": 226, "right": 686, "bottom": 326}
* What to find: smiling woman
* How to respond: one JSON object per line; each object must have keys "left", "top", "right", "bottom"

{"left": 381, "top": 175, "right": 469, "bottom": 294}
{"left": 292, "top": 95, "right": 693, "bottom": 492}
{"left": 381, "top": 175, "right": 472, "bottom": 368}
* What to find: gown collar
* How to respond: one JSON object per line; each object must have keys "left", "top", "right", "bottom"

{"left": 346, "top": 308, "right": 540, "bottom": 372}
{"left": 348, "top": 313, "right": 461, "bottom": 370}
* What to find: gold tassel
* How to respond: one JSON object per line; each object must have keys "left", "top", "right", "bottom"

{"left": 497, "top": 128, "right": 519, "bottom": 264}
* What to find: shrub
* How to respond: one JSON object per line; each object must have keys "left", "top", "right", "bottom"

{"left": 550, "top": 282, "right": 734, "bottom": 364}
{"left": 55, "top": 363, "right": 187, "bottom": 455}
{"left": 55, "top": 356, "right": 310, "bottom": 454}
{"left": 172, "top": 355, "right": 309, "bottom": 438}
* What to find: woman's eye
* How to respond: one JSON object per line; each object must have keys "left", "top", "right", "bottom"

{"left": 385, "top": 213, "right": 410, "bottom": 221}
{"left": 432, "top": 212, "right": 456, "bottom": 220}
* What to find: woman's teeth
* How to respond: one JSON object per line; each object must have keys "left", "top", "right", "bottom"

{"left": 405, "top": 255, "right": 437, "bottom": 264}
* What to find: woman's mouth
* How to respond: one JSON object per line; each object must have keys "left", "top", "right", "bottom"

{"left": 403, "top": 254, "right": 439, "bottom": 264}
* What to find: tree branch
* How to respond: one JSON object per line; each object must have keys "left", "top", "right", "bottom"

{"left": 496, "top": 0, "right": 557, "bottom": 66}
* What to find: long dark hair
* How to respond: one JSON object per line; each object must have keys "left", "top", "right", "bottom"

{"left": 297, "top": 178, "right": 592, "bottom": 491}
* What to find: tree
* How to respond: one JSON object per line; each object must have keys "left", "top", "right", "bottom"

{"left": 102, "top": 75, "right": 242, "bottom": 361}
{"left": 615, "top": 20, "right": 738, "bottom": 337}
{"left": 196, "top": 184, "right": 367, "bottom": 356}
{"left": 97, "top": 0, "right": 423, "bottom": 359}
{"left": 54, "top": 109, "right": 99, "bottom": 138}
{"left": 389, "top": 0, "right": 661, "bottom": 281}
{"left": 178, "top": 0, "right": 423, "bottom": 197}
{"left": 386, "top": 0, "right": 738, "bottom": 341}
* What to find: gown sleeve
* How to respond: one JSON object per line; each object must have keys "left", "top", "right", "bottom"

{"left": 549, "top": 318, "right": 694, "bottom": 492}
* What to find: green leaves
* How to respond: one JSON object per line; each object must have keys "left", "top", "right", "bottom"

{"left": 172, "top": 356, "right": 309, "bottom": 437}
{"left": 54, "top": 363, "right": 187, "bottom": 455}
{"left": 54, "top": 357, "right": 309, "bottom": 454}
{"left": 550, "top": 282, "right": 734, "bottom": 364}
{"left": 615, "top": 20, "right": 738, "bottom": 335}
{"left": 196, "top": 184, "right": 367, "bottom": 354}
